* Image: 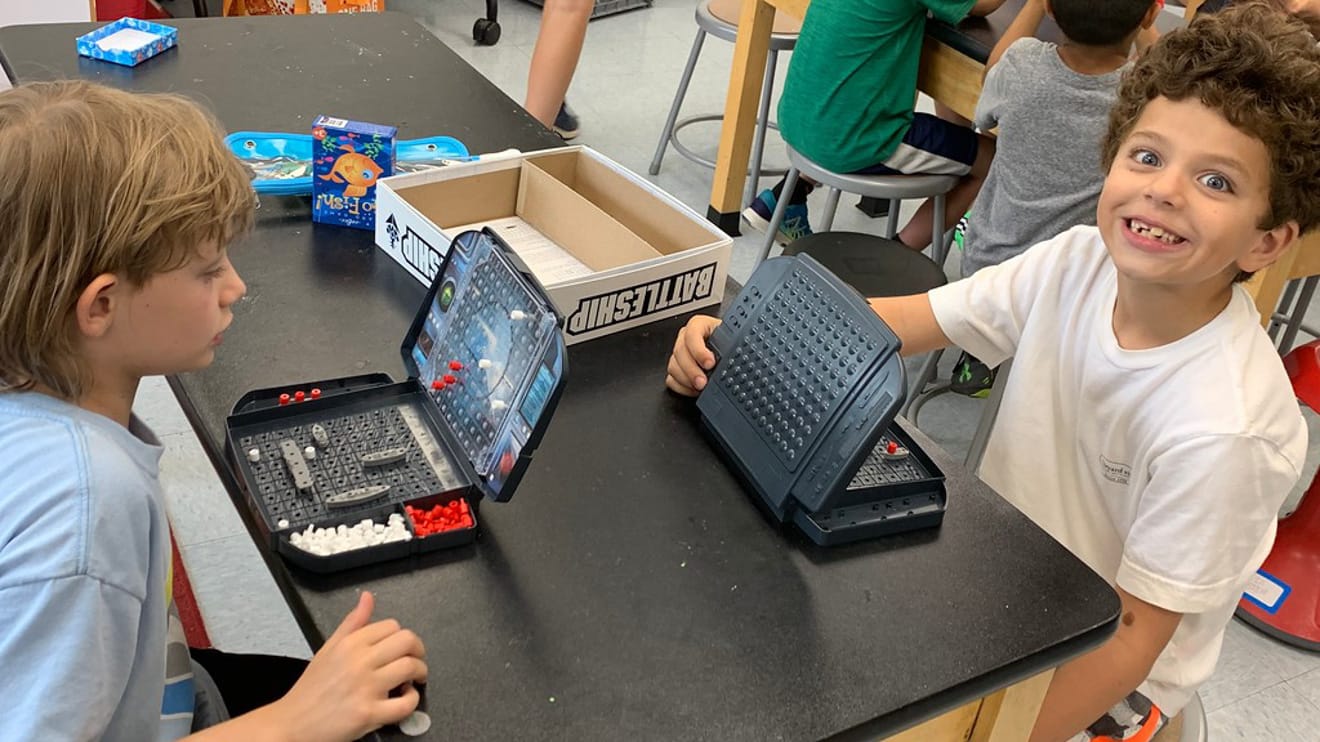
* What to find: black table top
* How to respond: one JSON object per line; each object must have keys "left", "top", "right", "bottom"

{"left": 0, "top": 13, "right": 554, "bottom": 145}
{"left": 930, "top": 0, "right": 1186, "bottom": 62}
{"left": 928, "top": 0, "right": 1063, "bottom": 63}
{"left": 0, "top": 12, "right": 1119, "bottom": 742}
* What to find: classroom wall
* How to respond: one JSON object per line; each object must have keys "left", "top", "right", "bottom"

{"left": 0, "top": 1, "right": 95, "bottom": 90}
{"left": 0, "top": 1, "right": 94, "bottom": 27}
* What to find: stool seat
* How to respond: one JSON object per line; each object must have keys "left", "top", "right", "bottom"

{"left": 757, "top": 146, "right": 961, "bottom": 267}
{"left": 782, "top": 232, "right": 946, "bottom": 298}
{"left": 787, "top": 145, "right": 960, "bottom": 200}
{"left": 707, "top": 0, "right": 801, "bottom": 40}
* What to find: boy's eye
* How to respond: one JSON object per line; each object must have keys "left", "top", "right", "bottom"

{"left": 1198, "top": 172, "right": 1233, "bottom": 193}
{"left": 1132, "top": 148, "right": 1160, "bottom": 167}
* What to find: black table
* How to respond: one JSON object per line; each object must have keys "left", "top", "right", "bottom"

{"left": 927, "top": 0, "right": 1063, "bottom": 62}
{"left": 0, "top": 12, "right": 1119, "bottom": 741}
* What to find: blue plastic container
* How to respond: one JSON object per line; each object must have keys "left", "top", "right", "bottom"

{"left": 228, "top": 132, "right": 470, "bottom": 196}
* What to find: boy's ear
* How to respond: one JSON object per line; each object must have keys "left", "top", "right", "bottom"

{"left": 75, "top": 273, "right": 121, "bottom": 339}
{"left": 1239, "top": 220, "right": 1301, "bottom": 275}
{"left": 1141, "top": 1, "right": 1160, "bottom": 28}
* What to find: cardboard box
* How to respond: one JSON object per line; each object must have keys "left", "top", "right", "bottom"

{"left": 375, "top": 146, "right": 731, "bottom": 344}
{"left": 312, "top": 115, "right": 396, "bottom": 230}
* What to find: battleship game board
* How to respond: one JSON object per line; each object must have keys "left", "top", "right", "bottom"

{"left": 698, "top": 253, "right": 945, "bottom": 545}
{"left": 227, "top": 229, "right": 566, "bottom": 572}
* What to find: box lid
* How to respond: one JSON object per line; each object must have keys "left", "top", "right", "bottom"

{"left": 400, "top": 228, "right": 568, "bottom": 503}
{"left": 313, "top": 115, "right": 398, "bottom": 139}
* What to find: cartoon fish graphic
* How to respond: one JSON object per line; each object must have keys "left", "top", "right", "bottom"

{"left": 318, "top": 144, "right": 384, "bottom": 198}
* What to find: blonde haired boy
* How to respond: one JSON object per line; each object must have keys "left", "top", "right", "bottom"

{"left": 0, "top": 81, "right": 428, "bottom": 741}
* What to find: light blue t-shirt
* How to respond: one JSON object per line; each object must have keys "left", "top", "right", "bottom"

{"left": 0, "top": 392, "right": 194, "bottom": 741}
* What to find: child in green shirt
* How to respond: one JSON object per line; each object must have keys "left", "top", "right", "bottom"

{"left": 743, "top": 0, "right": 1005, "bottom": 249}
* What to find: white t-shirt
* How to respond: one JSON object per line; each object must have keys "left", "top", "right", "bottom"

{"left": 929, "top": 225, "right": 1306, "bottom": 716}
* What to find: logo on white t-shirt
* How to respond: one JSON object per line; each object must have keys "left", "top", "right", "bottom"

{"left": 1100, "top": 455, "right": 1131, "bottom": 485}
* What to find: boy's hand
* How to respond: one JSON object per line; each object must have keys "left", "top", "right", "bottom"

{"left": 274, "top": 591, "right": 428, "bottom": 742}
{"left": 666, "top": 315, "right": 721, "bottom": 396}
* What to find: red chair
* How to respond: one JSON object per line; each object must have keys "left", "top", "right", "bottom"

{"left": 1237, "top": 339, "right": 1320, "bottom": 650}
{"left": 97, "top": 1, "right": 209, "bottom": 20}
{"left": 96, "top": 0, "right": 150, "bottom": 18}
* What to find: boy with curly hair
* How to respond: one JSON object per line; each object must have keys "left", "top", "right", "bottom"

{"left": 667, "top": 4, "right": 1320, "bottom": 738}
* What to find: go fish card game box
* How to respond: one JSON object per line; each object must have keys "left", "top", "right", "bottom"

{"left": 311, "top": 115, "right": 396, "bottom": 230}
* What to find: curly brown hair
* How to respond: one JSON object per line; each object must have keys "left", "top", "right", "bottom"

{"left": 1102, "top": 1, "right": 1320, "bottom": 235}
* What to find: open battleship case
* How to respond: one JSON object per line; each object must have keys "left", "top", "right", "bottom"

{"left": 225, "top": 228, "right": 567, "bottom": 572}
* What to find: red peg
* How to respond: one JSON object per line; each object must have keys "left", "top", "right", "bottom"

{"left": 294, "top": 390, "right": 306, "bottom": 403}
{"left": 448, "top": 360, "right": 464, "bottom": 371}
{"left": 431, "top": 380, "right": 446, "bottom": 390}
{"left": 443, "top": 374, "right": 458, "bottom": 385}
{"left": 278, "top": 393, "right": 291, "bottom": 406}
{"left": 310, "top": 388, "right": 322, "bottom": 399}
{"left": 886, "top": 440, "right": 898, "bottom": 455}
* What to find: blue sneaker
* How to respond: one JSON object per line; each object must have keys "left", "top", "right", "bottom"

{"left": 742, "top": 188, "right": 813, "bottom": 245}
{"left": 553, "top": 102, "right": 580, "bottom": 140}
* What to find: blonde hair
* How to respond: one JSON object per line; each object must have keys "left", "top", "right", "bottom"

{"left": 0, "top": 81, "right": 254, "bottom": 398}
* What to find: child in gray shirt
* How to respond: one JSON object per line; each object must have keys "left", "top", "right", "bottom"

{"left": 951, "top": 0, "right": 1161, "bottom": 396}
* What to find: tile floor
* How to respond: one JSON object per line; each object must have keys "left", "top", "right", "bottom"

{"left": 134, "top": 1, "right": 1320, "bottom": 738}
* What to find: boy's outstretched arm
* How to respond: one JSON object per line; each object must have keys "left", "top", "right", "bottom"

{"left": 185, "top": 591, "right": 429, "bottom": 742}
{"left": 665, "top": 294, "right": 951, "bottom": 397}
{"left": 1029, "top": 586, "right": 1182, "bottom": 742}
{"left": 983, "top": 0, "right": 1044, "bottom": 79}
{"left": 869, "top": 294, "right": 952, "bottom": 357}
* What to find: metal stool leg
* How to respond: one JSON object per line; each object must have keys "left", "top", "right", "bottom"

{"left": 906, "top": 383, "right": 951, "bottom": 426}
{"left": 756, "top": 168, "right": 799, "bottom": 264}
{"left": 1279, "top": 275, "right": 1320, "bottom": 354}
{"left": 884, "top": 199, "right": 901, "bottom": 239}
{"left": 902, "top": 347, "right": 944, "bottom": 419}
{"left": 1268, "top": 278, "right": 1302, "bottom": 341}
{"left": 649, "top": 29, "right": 706, "bottom": 176}
{"left": 744, "top": 50, "right": 780, "bottom": 209}
{"left": 819, "top": 187, "right": 842, "bottom": 232}
{"left": 964, "top": 358, "right": 1011, "bottom": 474}
{"left": 931, "top": 193, "right": 947, "bottom": 267}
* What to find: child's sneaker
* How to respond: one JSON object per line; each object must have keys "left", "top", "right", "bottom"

{"left": 950, "top": 351, "right": 995, "bottom": 398}
{"left": 953, "top": 211, "right": 970, "bottom": 250}
{"left": 553, "top": 102, "right": 580, "bottom": 140}
{"left": 741, "top": 188, "right": 813, "bottom": 245}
